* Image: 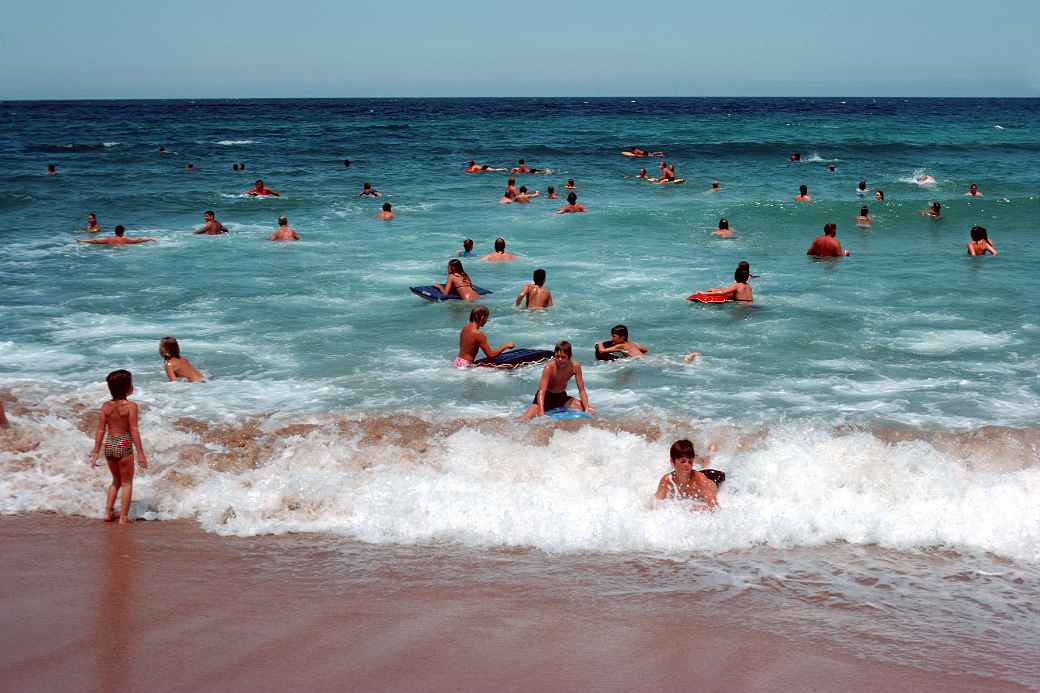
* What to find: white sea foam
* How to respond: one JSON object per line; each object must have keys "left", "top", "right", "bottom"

{"left": 888, "top": 329, "right": 1013, "bottom": 355}
{"left": 214, "top": 139, "right": 256, "bottom": 146}
{"left": 102, "top": 142, "right": 120, "bottom": 147}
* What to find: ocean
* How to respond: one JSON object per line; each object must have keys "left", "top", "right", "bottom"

{"left": 1, "top": 97, "right": 1038, "bottom": 685}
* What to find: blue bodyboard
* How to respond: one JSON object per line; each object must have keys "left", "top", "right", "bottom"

{"left": 545, "top": 407, "right": 592, "bottom": 420}
{"left": 410, "top": 285, "right": 492, "bottom": 302}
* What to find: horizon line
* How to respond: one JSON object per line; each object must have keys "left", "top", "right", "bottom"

{"left": 3, "top": 94, "right": 1039, "bottom": 103}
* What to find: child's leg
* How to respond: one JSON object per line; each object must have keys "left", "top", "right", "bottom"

{"left": 116, "top": 454, "right": 135, "bottom": 524}
{"left": 104, "top": 459, "right": 123, "bottom": 522}
{"left": 519, "top": 403, "right": 542, "bottom": 420}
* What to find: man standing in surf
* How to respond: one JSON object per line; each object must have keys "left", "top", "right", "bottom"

{"left": 520, "top": 341, "right": 593, "bottom": 419}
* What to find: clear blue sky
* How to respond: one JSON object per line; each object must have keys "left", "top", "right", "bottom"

{"left": 2, "top": 0, "right": 1037, "bottom": 99}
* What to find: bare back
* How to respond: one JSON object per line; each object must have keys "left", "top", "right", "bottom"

{"left": 101, "top": 400, "right": 135, "bottom": 437}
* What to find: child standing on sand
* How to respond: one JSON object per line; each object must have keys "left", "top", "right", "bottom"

{"left": 88, "top": 370, "right": 148, "bottom": 524}
{"left": 159, "top": 336, "right": 204, "bottom": 382}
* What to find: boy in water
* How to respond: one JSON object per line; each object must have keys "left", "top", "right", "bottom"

{"left": 515, "top": 268, "right": 553, "bottom": 309}
{"left": 794, "top": 184, "right": 812, "bottom": 202}
{"left": 77, "top": 225, "right": 158, "bottom": 245}
{"left": 557, "top": 192, "right": 586, "bottom": 214}
{"left": 88, "top": 370, "right": 149, "bottom": 524}
{"left": 515, "top": 185, "right": 539, "bottom": 203}
{"left": 521, "top": 341, "right": 592, "bottom": 419}
{"left": 376, "top": 202, "right": 394, "bottom": 220}
{"left": 454, "top": 305, "right": 514, "bottom": 368}
{"left": 482, "top": 237, "right": 517, "bottom": 262}
{"left": 456, "top": 239, "right": 475, "bottom": 257}
{"left": 701, "top": 262, "right": 754, "bottom": 301}
{"left": 713, "top": 218, "right": 733, "bottom": 238}
{"left": 653, "top": 439, "right": 719, "bottom": 511}
{"left": 194, "top": 210, "right": 228, "bottom": 235}
{"left": 247, "top": 179, "right": 280, "bottom": 197}
{"left": 595, "top": 324, "right": 648, "bottom": 360}
{"left": 85, "top": 212, "right": 101, "bottom": 233}
{"left": 965, "top": 183, "right": 983, "bottom": 197}
{"left": 359, "top": 183, "right": 380, "bottom": 197}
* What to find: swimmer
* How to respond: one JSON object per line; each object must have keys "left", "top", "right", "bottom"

{"left": 500, "top": 177, "right": 518, "bottom": 204}
{"left": 856, "top": 180, "right": 869, "bottom": 196}
{"left": 238, "top": 163, "right": 246, "bottom": 171}
{"left": 47, "top": 164, "right": 57, "bottom": 175}
{"left": 159, "top": 146, "right": 169, "bottom": 155}
{"left": 269, "top": 215, "right": 301, "bottom": 241}
{"left": 482, "top": 237, "right": 517, "bottom": 262}
{"left": 456, "top": 239, "right": 475, "bottom": 257}
{"left": 359, "top": 183, "right": 380, "bottom": 198}
{"left": 520, "top": 341, "right": 592, "bottom": 419}
{"left": 920, "top": 201, "right": 942, "bottom": 219}
{"left": 77, "top": 225, "right": 158, "bottom": 245}
{"left": 699, "top": 262, "right": 754, "bottom": 301}
{"left": 159, "top": 336, "right": 205, "bottom": 382}
{"left": 636, "top": 168, "right": 648, "bottom": 180}
{"left": 708, "top": 180, "right": 721, "bottom": 193}
{"left": 653, "top": 439, "right": 718, "bottom": 510}
{"left": 967, "top": 225, "right": 997, "bottom": 256}
{"left": 247, "top": 179, "right": 279, "bottom": 197}
{"left": 826, "top": 164, "right": 836, "bottom": 172}
{"left": 85, "top": 212, "right": 101, "bottom": 233}
{"left": 807, "top": 223, "right": 850, "bottom": 257}
{"left": 376, "top": 202, "right": 394, "bottom": 220}
{"left": 453, "top": 305, "right": 515, "bottom": 368}
{"left": 186, "top": 163, "right": 194, "bottom": 171}
{"left": 656, "top": 161, "right": 676, "bottom": 182}
{"left": 621, "top": 147, "right": 664, "bottom": 157}
{"left": 232, "top": 164, "right": 240, "bottom": 171}
{"left": 594, "top": 324, "right": 647, "bottom": 360}
{"left": 915, "top": 174, "right": 936, "bottom": 186}
{"left": 464, "top": 160, "right": 484, "bottom": 173}
{"left": 433, "top": 259, "right": 480, "bottom": 301}
{"left": 789, "top": 153, "right": 801, "bottom": 162}
{"left": 565, "top": 179, "right": 576, "bottom": 190}
{"left": 713, "top": 218, "right": 734, "bottom": 238}
{"left": 794, "top": 184, "right": 812, "bottom": 202}
{"left": 855, "top": 206, "right": 872, "bottom": 227}
{"left": 515, "top": 185, "right": 539, "bottom": 203}
{"left": 874, "top": 190, "right": 885, "bottom": 202}
{"left": 87, "top": 369, "right": 149, "bottom": 524}
{"left": 193, "top": 210, "right": 228, "bottom": 235}
{"left": 510, "top": 159, "right": 541, "bottom": 174}
{"left": 965, "top": 183, "right": 983, "bottom": 197}
{"left": 343, "top": 159, "right": 351, "bottom": 168}
{"left": 546, "top": 186, "right": 559, "bottom": 200}
{"left": 515, "top": 268, "right": 553, "bottom": 309}
{"left": 557, "top": 192, "right": 587, "bottom": 214}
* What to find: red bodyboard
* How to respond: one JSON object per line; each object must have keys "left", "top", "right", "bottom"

{"left": 687, "top": 292, "right": 728, "bottom": 303}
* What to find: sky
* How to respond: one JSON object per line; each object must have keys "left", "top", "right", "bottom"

{"left": 2, "top": 0, "right": 1038, "bottom": 99}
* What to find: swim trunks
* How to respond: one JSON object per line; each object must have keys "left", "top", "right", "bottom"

{"left": 533, "top": 390, "right": 574, "bottom": 410}
{"left": 453, "top": 356, "right": 473, "bottom": 369}
{"left": 104, "top": 432, "right": 132, "bottom": 462}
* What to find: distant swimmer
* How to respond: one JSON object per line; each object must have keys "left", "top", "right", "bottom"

{"left": 515, "top": 185, "right": 539, "bottom": 203}
{"left": 807, "top": 223, "right": 850, "bottom": 257}
{"left": 359, "top": 182, "right": 381, "bottom": 198}
{"left": 77, "top": 225, "right": 158, "bottom": 245}
{"left": 456, "top": 239, "right": 475, "bottom": 257}
{"left": 232, "top": 164, "right": 240, "bottom": 171}
{"left": 269, "top": 215, "right": 300, "bottom": 241}
{"left": 789, "top": 153, "right": 801, "bottom": 162}
{"left": 159, "top": 336, "right": 205, "bottom": 382}
{"left": 546, "top": 185, "right": 559, "bottom": 200}
{"left": 656, "top": 161, "right": 677, "bottom": 182}
{"left": 915, "top": 173, "right": 936, "bottom": 186}
{"left": 826, "top": 164, "right": 836, "bottom": 172}
{"left": 376, "top": 202, "right": 394, "bottom": 220}
{"left": 454, "top": 305, "right": 515, "bottom": 368}
{"left": 653, "top": 439, "right": 719, "bottom": 510}
{"left": 713, "top": 218, "right": 734, "bottom": 238}
{"left": 965, "top": 183, "right": 983, "bottom": 197}
{"left": 698, "top": 262, "right": 754, "bottom": 301}
{"left": 511, "top": 159, "right": 541, "bottom": 174}
{"left": 621, "top": 147, "right": 664, "bottom": 157}
{"left": 343, "top": 159, "right": 351, "bottom": 168}
{"left": 500, "top": 177, "right": 518, "bottom": 204}
{"left": 874, "top": 190, "right": 885, "bottom": 202}
{"left": 465, "top": 160, "right": 504, "bottom": 173}
{"left": 483, "top": 237, "right": 517, "bottom": 262}
{"left": 520, "top": 341, "right": 593, "bottom": 420}
{"left": 433, "top": 259, "right": 480, "bottom": 301}
{"left": 515, "top": 268, "right": 553, "bottom": 309}
{"left": 194, "top": 210, "right": 228, "bottom": 235}
{"left": 47, "top": 164, "right": 57, "bottom": 175}
{"left": 186, "top": 163, "right": 194, "bottom": 172}
{"left": 855, "top": 206, "right": 872, "bottom": 227}
{"left": 594, "top": 324, "right": 647, "bottom": 360}
{"left": 635, "top": 168, "right": 648, "bottom": 180}
{"left": 238, "top": 162, "right": 246, "bottom": 171}
{"left": 557, "top": 192, "right": 587, "bottom": 214}
{"left": 920, "top": 201, "right": 942, "bottom": 219}
{"left": 967, "top": 225, "right": 997, "bottom": 256}
{"left": 159, "top": 146, "right": 170, "bottom": 155}
{"left": 708, "top": 180, "right": 721, "bottom": 193}
{"left": 857, "top": 180, "right": 868, "bottom": 196}
{"left": 565, "top": 179, "right": 576, "bottom": 190}
{"left": 247, "top": 179, "right": 280, "bottom": 197}
{"left": 85, "top": 212, "right": 101, "bottom": 233}
{"left": 794, "top": 184, "right": 812, "bottom": 202}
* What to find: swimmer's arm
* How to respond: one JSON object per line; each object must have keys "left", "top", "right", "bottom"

{"left": 434, "top": 275, "right": 456, "bottom": 295}
{"left": 164, "top": 361, "right": 177, "bottom": 382}
{"left": 986, "top": 241, "right": 997, "bottom": 255}
{"left": 77, "top": 238, "right": 105, "bottom": 244}
{"left": 515, "top": 285, "right": 529, "bottom": 306}
{"left": 127, "top": 403, "right": 147, "bottom": 469}
{"left": 126, "top": 238, "right": 158, "bottom": 244}
{"left": 654, "top": 476, "right": 670, "bottom": 501}
{"left": 477, "top": 332, "right": 514, "bottom": 359}
{"left": 89, "top": 406, "right": 107, "bottom": 466}
{"left": 574, "top": 363, "right": 591, "bottom": 412}
{"left": 544, "top": 291, "right": 553, "bottom": 308}
{"left": 693, "top": 477, "right": 718, "bottom": 510}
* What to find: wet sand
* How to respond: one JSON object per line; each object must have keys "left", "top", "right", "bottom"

{"left": 0, "top": 514, "right": 1024, "bottom": 692}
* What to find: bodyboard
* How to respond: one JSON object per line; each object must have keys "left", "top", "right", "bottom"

{"left": 474, "top": 348, "right": 553, "bottom": 369}
{"left": 687, "top": 292, "right": 728, "bottom": 303}
{"left": 410, "top": 285, "right": 492, "bottom": 302}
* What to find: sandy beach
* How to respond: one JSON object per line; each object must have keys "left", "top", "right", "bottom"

{"left": 0, "top": 514, "right": 1024, "bottom": 692}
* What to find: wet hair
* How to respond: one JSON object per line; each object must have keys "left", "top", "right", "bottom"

{"left": 567, "top": 179, "right": 575, "bottom": 185}
{"left": 467, "top": 160, "right": 475, "bottom": 166}
{"left": 159, "top": 336, "right": 181, "bottom": 359}
{"left": 186, "top": 163, "right": 194, "bottom": 169}
{"left": 859, "top": 207, "right": 869, "bottom": 216}
{"left": 711, "top": 180, "right": 720, "bottom": 188}
{"left": 469, "top": 305, "right": 490, "bottom": 324}
{"left": 670, "top": 438, "right": 696, "bottom": 461}
{"left": 87, "top": 212, "right": 96, "bottom": 219}
{"left": 858, "top": 180, "right": 867, "bottom": 190}
{"left": 463, "top": 239, "right": 473, "bottom": 251}
{"left": 931, "top": 201, "right": 941, "bottom": 213}
{"left": 611, "top": 324, "right": 629, "bottom": 340}
{"left": 255, "top": 179, "right": 264, "bottom": 186}
{"left": 448, "top": 259, "right": 470, "bottom": 283}
{"left": 106, "top": 369, "right": 133, "bottom": 400}
{"left": 232, "top": 164, "right": 239, "bottom": 171}
{"left": 533, "top": 268, "right": 546, "bottom": 286}
{"left": 875, "top": 190, "right": 885, "bottom": 200}
{"left": 507, "top": 177, "right": 516, "bottom": 186}
{"left": 969, "top": 183, "right": 977, "bottom": 189}
{"left": 204, "top": 210, "right": 215, "bottom": 217}
{"left": 718, "top": 218, "right": 729, "bottom": 230}
{"left": 494, "top": 237, "right": 506, "bottom": 252}
{"left": 343, "top": 159, "right": 351, "bottom": 167}
{"left": 567, "top": 192, "right": 577, "bottom": 204}
{"left": 799, "top": 184, "right": 808, "bottom": 195}
{"left": 382, "top": 202, "right": 391, "bottom": 212}
{"left": 363, "top": 182, "right": 372, "bottom": 189}
{"left": 114, "top": 225, "right": 125, "bottom": 236}
{"left": 518, "top": 159, "right": 525, "bottom": 165}
{"left": 159, "top": 146, "right": 166, "bottom": 152}
{"left": 547, "top": 186, "right": 555, "bottom": 194}
{"left": 48, "top": 164, "right": 56, "bottom": 172}
{"left": 735, "top": 264, "right": 750, "bottom": 283}
{"left": 278, "top": 216, "right": 288, "bottom": 226}
{"left": 239, "top": 163, "right": 245, "bottom": 170}
{"left": 824, "top": 223, "right": 837, "bottom": 236}
{"left": 519, "top": 186, "right": 528, "bottom": 194}
{"left": 554, "top": 341, "right": 572, "bottom": 358}
{"left": 970, "top": 225, "right": 988, "bottom": 242}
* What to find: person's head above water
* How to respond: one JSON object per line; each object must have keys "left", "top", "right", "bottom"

{"left": 969, "top": 183, "right": 978, "bottom": 193}
{"left": 970, "top": 225, "right": 988, "bottom": 241}
{"left": 875, "top": 190, "right": 885, "bottom": 201}
{"left": 343, "top": 159, "right": 351, "bottom": 168}
{"left": 799, "top": 184, "right": 808, "bottom": 195}
{"left": 106, "top": 369, "right": 133, "bottom": 400}
{"left": 469, "top": 304, "right": 490, "bottom": 325}
{"left": 254, "top": 179, "right": 264, "bottom": 188}
{"left": 567, "top": 192, "right": 577, "bottom": 204}
{"left": 611, "top": 324, "right": 629, "bottom": 342}
{"left": 519, "top": 186, "right": 528, "bottom": 194}
{"left": 448, "top": 258, "right": 466, "bottom": 275}
{"left": 278, "top": 216, "right": 288, "bottom": 226}
{"left": 860, "top": 206, "right": 869, "bottom": 216}
{"left": 932, "top": 201, "right": 941, "bottom": 213}
{"left": 718, "top": 218, "right": 729, "bottom": 230}
{"left": 159, "top": 336, "right": 181, "bottom": 359}
{"left": 670, "top": 438, "right": 696, "bottom": 462}
{"left": 114, "top": 225, "right": 126, "bottom": 237}
{"left": 204, "top": 210, "right": 215, "bottom": 220}
{"left": 363, "top": 182, "right": 372, "bottom": 190}
{"left": 858, "top": 180, "right": 867, "bottom": 191}
{"left": 494, "top": 237, "right": 506, "bottom": 252}
{"left": 711, "top": 180, "right": 720, "bottom": 189}
{"left": 382, "top": 202, "right": 392, "bottom": 212}
{"left": 824, "top": 222, "right": 837, "bottom": 236}
{"left": 734, "top": 264, "right": 750, "bottom": 283}
{"left": 533, "top": 268, "right": 546, "bottom": 286}
{"left": 463, "top": 239, "right": 473, "bottom": 252}
{"left": 87, "top": 212, "right": 97, "bottom": 223}
{"left": 547, "top": 185, "right": 555, "bottom": 194}
{"left": 518, "top": 159, "right": 525, "bottom": 165}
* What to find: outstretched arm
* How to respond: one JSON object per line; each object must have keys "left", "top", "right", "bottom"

{"left": 477, "top": 332, "right": 514, "bottom": 359}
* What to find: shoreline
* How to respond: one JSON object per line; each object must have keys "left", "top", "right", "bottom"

{"left": 0, "top": 514, "right": 1025, "bottom": 691}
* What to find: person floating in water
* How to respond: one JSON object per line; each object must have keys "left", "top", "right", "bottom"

{"left": 520, "top": 341, "right": 592, "bottom": 419}
{"left": 653, "top": 439, "right": 720, "bottom": 511}
{"left": 557, "top": 192, "right": 586, "bottom": 214}
{"left": 194, "top": 210, "right": 228, "bottom": 235}
{"left": 789, "top": 153, "right": 801, "bottom": 162}
{"left": 915, "top": 173, "right": 936, "bottom": 186}
{"left": 85, "top": 212, "right": 101, "bottom": 233}
{"left": 708, "top": 180, "right": 721, "bottom": 193}
{"left": 855, "top": 206, "right": 872, "bottom": 227}
{"left": 920, "top": 201, "right": 942, "bottom": 219}
{"left": 465, "top": 160, "right": 504, "bottom": 173}
{"left": 511, "top": 159, "right": 541, "bottom": 174}
{"left": 965, "top": 183, "right": 983, "bottom": 197}
{"left": 546, "top": 186, "right": 559, "bottom": 200}
{"left": 515, "top": 268, "right": 553, "bottom": 309}
{"left": 874, "top": 190, "right": 885, "bottom": 202}
{"left": 856, "top": 180, "right": 869, "bottom": 196}
{"left": 359, "top": 183, "right": 380, "bottom": 198}
{"left": 47, "top": 164, "right": 57, "bottom": 175}
{"left": 159, "top": 336, "right": 205, "bottom": 382}
{"left": 564, "top": 179, "right": 576, "bottom": 190}
{"left": 159, "top": 146, "right": 170, "bottom": 155}
{"left": 453, "top": 305, "right": 514, "bottom": 368}
{"left": 270, "top": 215, "right": 300, "bottom": 241}
{"left": 967, "top": 225, "right": 997, "bottom": 256}
{"left": 500, "top": 177, "right": 518, "bottom": 204}
{"left": 698, "top": 262, "right": 754, "bottom": 301}
{"left": 594, "top": 324, "right": 647, "bottom": 360}
{"left": 87, "top": 370, "right": 149, "bottom": 524}
{"left": 515, "top": 185, "right": 539, "bottom": 203}
{"left": 807, "top": 223, "right": 850, "bottom": 257}
{"left": 77, "top": 225, "right": 158, "bottom": 246}
{"left": 456, "top": 239, "right": 475, "bottom": 257}
{"left": 433, "top": 259, "right": 481, "bottom": 301}
{"left": 247, "top": 179, "right": 279, "bottom": 197}
{"left": 376, "top": 202, "right": 394, "bottom": 220}
{"left": 713, "top": 218, "right": 734, "bottom": 238}
{"left": 186, "top": 163, "right": 195, "bottom": 172}
{"left": 794, "top": 184, "right": 812, "bottom": 202}
{"left": 621, "top": 147, "right": 664, "bottom": 157}
{"left": 483, "top": 237, "right": 518, "bottom": 262}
